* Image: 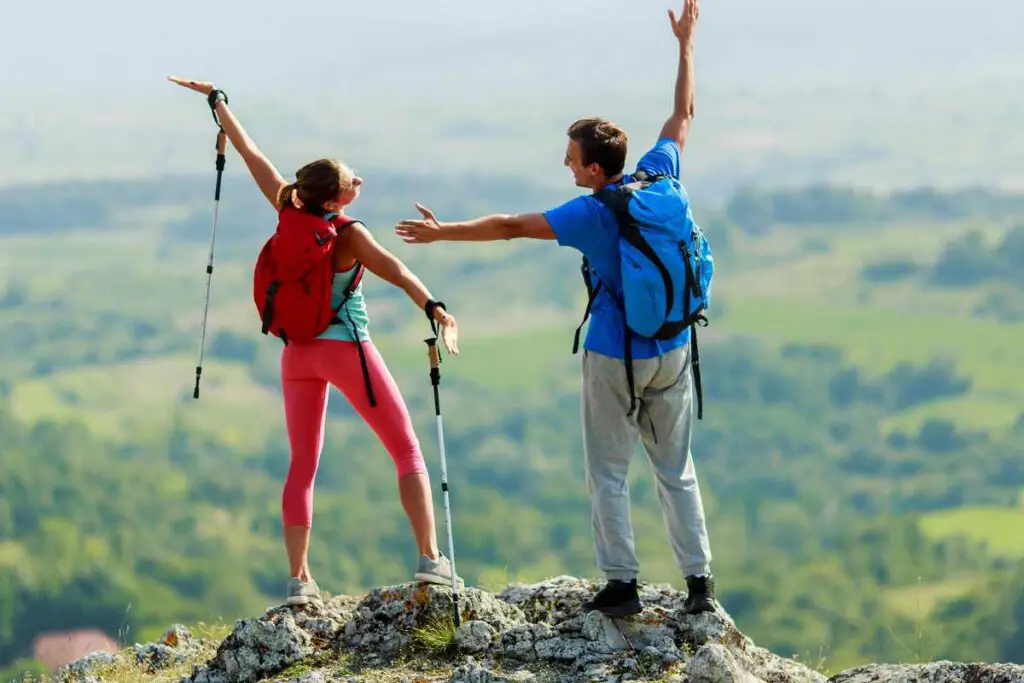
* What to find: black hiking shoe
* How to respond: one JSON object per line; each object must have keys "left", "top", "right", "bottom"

{"left": 582, "top": 579, "right": 643, "bottom": 617}
{"left": 680, "top": 574, "right": 717, "bottom": 615}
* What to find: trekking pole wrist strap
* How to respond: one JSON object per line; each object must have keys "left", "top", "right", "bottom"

{"left": 207, "top": 89, "right": 228, "bottom": 127}
{"left": 207, "top": 89, "right": 228, "bottom": 108}
{"left": 425, "top": 299, "right": 447, "bottom": 339}
{"left": 425, "top": 299, "right": 447, "bottom": 321}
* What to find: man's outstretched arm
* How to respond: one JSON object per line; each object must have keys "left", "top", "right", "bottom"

{"left": 395, "top": 203, "right": 555, "bottom": 244}
{"left": 658, "top": 0, "right": 699, "bottom": 150}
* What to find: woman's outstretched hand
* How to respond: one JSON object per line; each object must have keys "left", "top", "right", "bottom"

{"left": 167, "top": 76, "right": 216, "bottom": 96}
{"left": 434, "top": 307, "right": 460, "bottom": 356}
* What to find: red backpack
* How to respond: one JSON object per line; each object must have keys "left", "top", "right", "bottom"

{"left": 252, "top": 205, "right": 365, "bottom": 346}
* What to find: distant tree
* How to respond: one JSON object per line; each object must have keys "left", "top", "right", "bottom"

{"left": 724, "top": 187, "right": 775, "bottom": 234}
{"left": 1013, "top": 412, "right": 1024, "bottom": 435}
{"left": 0, "top": 284, "right": 27, "bottom": 310}
{"left": 209, "top": 330, "right": 259, "bottom": 364}
{"left": 781, "top": 342, "right": 844, "bottom": 364}
{"left": 929, "top": 230, "right": 995, "bottom": 287}
{"left": 887, "top": 430, "right": 912, "bottom": 450}
{"left": 131, "top": 319, "right": 158, "bottom": 341}
{"left": 828, "top": 367, "right": 863, "bottom": 408}
{"left": 859, "top": 258, "right": 921, "bottom": 284}
{"left": 978, "top": 290, "right": 1024, "bottom": 323}
{"left": 884, "top": 359, "right": 972, "bottom": 410}
{"left": 996, "top": 224, "right": 1024, "bottom": 283}
{"left": 829, "top": 421, "right": 853, "bottom": 443}
{"left": 916, "top": 418, "right": 966, "bottom": 454}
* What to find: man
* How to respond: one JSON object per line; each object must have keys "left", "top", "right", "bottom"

{"left": 394, "top": 0, "right": 715, "bottom": 617}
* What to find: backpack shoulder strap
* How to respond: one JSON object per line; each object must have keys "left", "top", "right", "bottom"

{"left": 593, "top": 185, "right": 631, "bottom": 215}
{"left": 593, "top": 173, "right": 665, "bottom": 224}
{"left": 572, "top": 256, "right": 604, "bottom": 354}
{"left": 328, "top": 214, "right": 362, "bottom": 231}
{"left": 325, "top": 215, "right": 366, "bottom": 294}
{"left": 632, "top": 169, "right": 666, "bottom": 182}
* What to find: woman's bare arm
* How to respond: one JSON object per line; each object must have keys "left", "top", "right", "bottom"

{"left": 211, "top": 99, "right": 287, "bottom": 210}
{"left": 346, "top": 222, "right": 460, "bottom": 353}
{"left": 347, "top": 223, "right": 434, "bottom": 311}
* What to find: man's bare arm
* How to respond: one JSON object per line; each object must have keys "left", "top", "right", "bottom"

{"left": 395, "top": 206, "right": 555, "bottom": 244}
{"left": 658, "top": 0, "right": 699, "bottom": 149}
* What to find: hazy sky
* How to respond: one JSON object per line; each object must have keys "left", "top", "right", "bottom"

{"left": 4, "top": 0, "right": 1022, "bottom": 102}
{"left": 2, "top": 0, "right": 1019, "bottom": 192}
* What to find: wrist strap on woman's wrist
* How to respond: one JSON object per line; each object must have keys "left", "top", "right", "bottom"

{"left": 425, "top": 299, "right": 446, "bottom": 320}
{"left": 207, "top": 89, "right": 228, "bottom": 127}
{"left": 425, "top": 299, "right": 447, "bottom": 337}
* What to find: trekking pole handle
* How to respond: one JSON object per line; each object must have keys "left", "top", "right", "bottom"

{"left": 425, "top": 337, "right": 440, "bottom": 370}
{"left": 213, "top": 129, "right": 227, "bottom": 200}
{"left": 215, "top": 128, "right": 227, "bottom": 157}
{"left": 424, "top": 337, "right": 441, "bottom": 391}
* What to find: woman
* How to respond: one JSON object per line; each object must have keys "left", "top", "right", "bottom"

{"left": 168, "top": 76, "right": 463, "bottom": 605}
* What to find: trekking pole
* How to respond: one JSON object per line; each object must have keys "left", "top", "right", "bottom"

{"left": 194, "top": 91, "right": 228, "bottom": 399}
{"left": 424, "top": 313, "right": 460, "bottom": 627}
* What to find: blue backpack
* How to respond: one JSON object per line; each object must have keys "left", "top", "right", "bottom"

{"left": 572, "top": 170, "right": 714, "bottom": 420}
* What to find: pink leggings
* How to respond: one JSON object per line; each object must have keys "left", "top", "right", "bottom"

{"left": 280, "top": 339, "right": 427, "bottom": 527}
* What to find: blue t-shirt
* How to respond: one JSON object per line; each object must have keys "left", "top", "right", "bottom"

{"left": 544, "top": 138, "right": 689, "bottom": 361}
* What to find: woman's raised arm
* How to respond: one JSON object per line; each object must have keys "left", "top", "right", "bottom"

{"left": 168, "top": 77, "right": 287, "bottom": 210}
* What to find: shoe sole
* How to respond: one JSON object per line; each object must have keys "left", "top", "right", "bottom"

{"left": 415, "top": 572, "right": 465, "bottom": 587}
{"left": 286, "top": 595, "right": 322, "bottom": 606}
{"left": 681, "top": 599, "right": 716, "bottom": 615}
{"left": 587, "top": 600, "right": 643, "bottom": 618}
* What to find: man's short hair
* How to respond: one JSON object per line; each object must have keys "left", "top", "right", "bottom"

{"left": 567, "top": 118, "right": 628, "bottom": 177}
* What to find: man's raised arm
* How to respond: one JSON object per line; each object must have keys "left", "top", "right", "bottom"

{"left": 658, "top": 0, "right": 699, "bottom": 150}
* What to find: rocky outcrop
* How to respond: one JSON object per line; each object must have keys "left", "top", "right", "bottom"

{"left": 828, "top": 662, "right": 1024, "bottom": 683}
{"left": 53, "top": 575, "right": 1024, "bottom": 683}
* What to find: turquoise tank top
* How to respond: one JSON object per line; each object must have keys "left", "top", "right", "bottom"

{"left": 316, "top": 263, "right": 371, "bottom": 342}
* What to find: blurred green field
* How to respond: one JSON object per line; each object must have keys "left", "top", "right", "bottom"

{"left": 376, "top": 324, "right": 578, "bottom": 394}
{"left": 9, "top": 213, "right": 1024, "bottom": 443}
{"left": 718, "top": 297, "right": 1024, "bottom": 433}
{"left": 4, "top": 173, "right": 1024, "bottom": 673}
{"left": 882, "top": 499, "right": 1024, "bottom": 621}
{"left": 10, "top": 354, "right": 281, "bottom": 450}
{"left": 718, "top": 220, "right": 1010, "bottom": 315}
{"left": 918, "top": 505, "right": 1024, "bottom": 559}
{"left": 879, "top": 396, "right": 1023, "bottom": 437}
{"left": 884, "top": 576, "right": 980, "bottom": 621}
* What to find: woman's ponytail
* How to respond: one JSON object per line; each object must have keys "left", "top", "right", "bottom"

{"left": 277, "top": 182, "right": 297, "bottom": 211}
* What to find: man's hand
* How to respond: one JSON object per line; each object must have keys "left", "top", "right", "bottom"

{"left": 668, "top": 0, "right": 699, "bottom": 42}
{"left": 658, "top": 0, "right": 699, "bottom": 146}
{"left": 395, "top": 203, "right": 443, "bottom": 244}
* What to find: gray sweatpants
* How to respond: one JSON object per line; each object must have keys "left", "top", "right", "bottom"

{"left": 581, "top": 343, "right": 712, "bottom": 581}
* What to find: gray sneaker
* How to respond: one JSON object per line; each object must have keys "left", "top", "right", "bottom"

{"left": 286, "top": 577, "right": 322, "bottom": 605}
{"left": 415, "top": 554, "right": 465, "bottom": 587}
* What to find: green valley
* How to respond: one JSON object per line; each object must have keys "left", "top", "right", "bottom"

{"left": 1, "top": 174, "right": 1023, "bottom": 679}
